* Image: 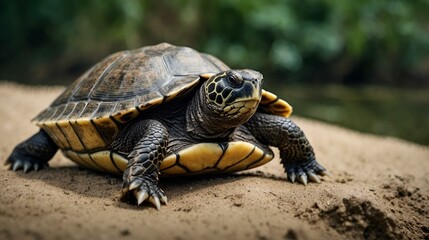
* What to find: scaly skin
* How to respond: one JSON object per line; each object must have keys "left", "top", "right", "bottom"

{"left": 119, "top": 120, "right": 169, "bottom": 210}
{"left": 5, "top": 130, "right": 57, "bottom": 172}
{"left": 246, "top": 113, "right": 327, "bottom": 185}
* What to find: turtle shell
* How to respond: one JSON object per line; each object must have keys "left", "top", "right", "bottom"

{"left": 259, "top": 90, "right": 292, "bottom": 117}
{"left": 33, "top": 43, "right": 229, "bottom": 153}
{"left": 61, "top": 141, "right": 275, "bottom": 175}
{"left": 32, "top": 43, "right": 292, "bottom": 174}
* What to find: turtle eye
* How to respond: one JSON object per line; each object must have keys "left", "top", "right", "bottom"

{"left": 226, "top": 71, "right": 243, "bottom": 88}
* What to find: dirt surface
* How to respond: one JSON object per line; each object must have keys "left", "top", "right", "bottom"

{"left": 0, "top": 82, "right": 428, "bottom": 240}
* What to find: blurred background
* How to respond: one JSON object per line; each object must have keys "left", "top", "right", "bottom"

{"left": 1, "top": 0, "right": 428, "bottom": 145}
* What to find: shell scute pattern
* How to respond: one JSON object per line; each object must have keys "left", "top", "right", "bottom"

{"left": 31, "top": 43, "right": 293, "bottom": 176}
{"left": 34, "top": 43, "right": 225, "bottom": 152}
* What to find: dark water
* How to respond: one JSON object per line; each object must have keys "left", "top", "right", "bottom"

{"left": 265, "top": 84, "right": 429, "bottom": 146}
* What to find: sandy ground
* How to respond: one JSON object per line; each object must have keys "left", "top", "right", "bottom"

{"left": 0, "top": 82, "right": 428, "bottom": 240}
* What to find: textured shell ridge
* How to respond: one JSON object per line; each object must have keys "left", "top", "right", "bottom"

{"left": 33, "top": 43, "right": 226, "bottom": 124}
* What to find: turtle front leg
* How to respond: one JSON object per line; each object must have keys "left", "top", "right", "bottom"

{"left": 120, "top": 120, "right": 169, "bottom": 210}
{"left": 246, "top": 112, "right": 327, "bottom": 185}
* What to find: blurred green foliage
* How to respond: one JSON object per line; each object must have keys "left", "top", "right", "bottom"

{"left": 1, "top": 0, "right": 428, "bottom": 145}
{"left": 1, "top": 0, "right": 429, "bottom": 85}
{"left": 265, "top": 83, "right": 429, "bottom": 145}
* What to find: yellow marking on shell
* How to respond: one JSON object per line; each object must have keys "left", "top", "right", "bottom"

{"left": 112, "top": 108, "right": 139, "bottom": 124}
{"left": 90, "top": 151, "right": 121, "bottom": 174}
{"left": 216, "top": 142, "right": 256, "bottom": 170}
{"left": 161, "top": 165, "right": 187, "bottom": 175}
{"left": 91, "top": 117, "right": 119, "bottom": 145}
{"left": 200, "top": 73, "right": 216, "bottom": 79}
{"left": 73, "top": 119, "right": 106, "bottom": 150}
{"left": 63, "top": 150, "right": 95, "bottom": 170}
{"left": 40, "top": 122, "right": 69, "bottom": 149}
{"left": 165, "top": 78, "right": 200, "bottom": 102}
{"left": 63, "top": 150, "right": 127, "bottom": 174}
{"left": 78, "top": 153, "right": 105, "bottom": 171}
{"left": 174, "top": 143, "right": 223, "bottom": 172}
{"left": 138, "top": 97, "right": 164, "bottom": 111}
{"left": 56, "top": 120, "right": 85, "bottom": 151}
{"left": 260, "top": 90, "right": 277, "bottom": 104}
{"left": 269, "top": 99, "right": 293, "bottom": 117}
{"left": 159, "top": 154, "right": 177, "bottom": 171}
{"left": 61, "top": 141, "right": 273, "bottom": 176}
{"left": 112, "top": 152, "right": 128, "bottom": 172}
{"left": 160, "top": 142, "right": 274, "bottom": 176}
{"left": 247, "top": 153, "right": 274, "bottom": 169}
{"left": 260, "top": 89, "right": 293, "bottom": 118}
{"left": 224, "top": 147, "right": 267, "bottom": 172}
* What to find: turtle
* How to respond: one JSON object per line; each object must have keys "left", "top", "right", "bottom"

{"left": 5, "top": 43, "right": 327, "bottom": 210}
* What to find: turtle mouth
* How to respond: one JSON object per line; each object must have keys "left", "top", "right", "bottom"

{"left": 222, "top": 99, "right": 259, "bottom": 116}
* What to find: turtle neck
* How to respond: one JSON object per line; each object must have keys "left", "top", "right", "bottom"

{"left": 186, "top": 88, "right": 234, "bottom": 140}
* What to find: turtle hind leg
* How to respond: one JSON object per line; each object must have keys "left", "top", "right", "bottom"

{"left": 5, "top": 130, "right": 58, "bottom": 172}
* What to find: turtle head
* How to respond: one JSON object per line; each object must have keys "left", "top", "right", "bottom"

{"left": 187, "top": 69, "right": 263, "bottom": 139}
{"left": 202, "top": 69, "right": 263, "bottom": 125}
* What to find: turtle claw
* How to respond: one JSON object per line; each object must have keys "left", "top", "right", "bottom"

{"left": 149, "top": 196, "right": 161, "bottom": 211}
{"left": 23, "top": 162, "right": 32, "bottom": 173}
{"left": 285, "top": 159, "right": 327, "bottom": 185}
{"left": 298, "top": 174, "right": 308, "bottom": 186}
{"left": 129, "top": 180, "right": 142, "bottom": 191}
{"left": 307, "top": 172, "right": 321, "bottom": 183}
{"left": 161, "top": 195, "right": 168, "bottom": 204}
{"left": 135, "top": 190, "right": 149, "bottom": 205}
{"left": 7, "top": 153, "right": 48, "bottom": 173}
{"left": 122, "top": 177, "right": 167, "bottom": 209}
{"left": 33, "top": 163, "right": 40, "bottom": 172}
{"left": 12, "top": 161, "right": 23, "bottom": 171}
{"left": 288, "top": 172, "right": 296, "bottom": 183}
